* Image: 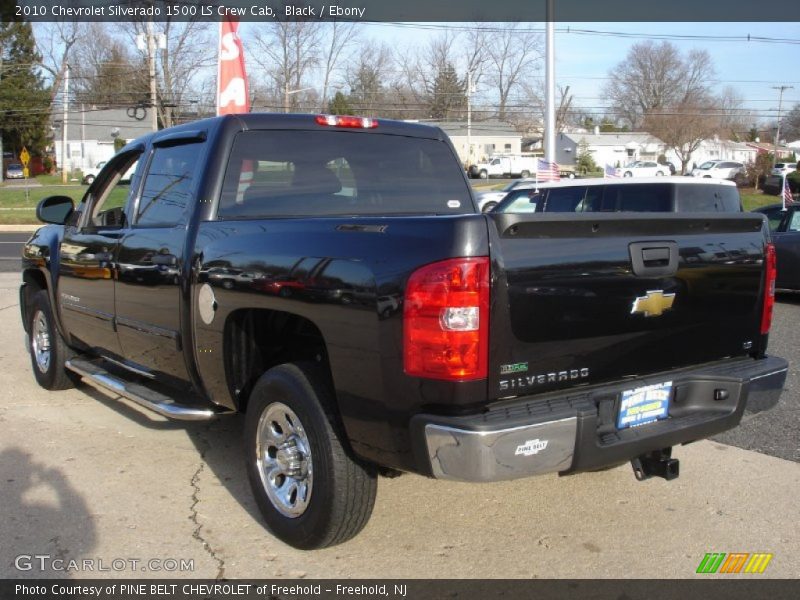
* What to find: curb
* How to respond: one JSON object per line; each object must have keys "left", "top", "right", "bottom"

{"left": 0, "top": 225, "right": 39, "bottom": 232}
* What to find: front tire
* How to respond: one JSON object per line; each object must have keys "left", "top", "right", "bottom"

{"left": 479, "top": 170, "right": 488, "bottom": 179}
{"left": 245, "top": 362, "right": 377, "bottom": 549}
{"left": 481, "top": 201, "right": 498, "bottom": 213}
{"left": 27, "top": 290, "right": 76, "bottom": 390}
{"left": 623, "top": 171, "right": 633, "bottom": 177}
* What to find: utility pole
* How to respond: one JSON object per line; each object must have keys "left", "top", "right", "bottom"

{"left": 61, "top": 64, "right": 69, "bottom": 184}
{"left": 545, "top": 0, "right": 556, "bottom": 163}
{"left": 147, "top": 19, "right": 158, "bottom": 131}
{"left": 772, "top": 85, "right": 793, "bottom": 168}
{"left": 466, "top": 70, "right": 473, "bottom": 167}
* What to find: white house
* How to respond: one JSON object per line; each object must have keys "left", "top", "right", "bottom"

{"left": 51, "top": 108, "right": 154, "bottom": 173}
{"left": 555, "top": 130, "right": 678, "bottom": 170}
{"left": 424, "top": 120, "right": 522, "bottom": 167}
{"left": 686, "top": 138, "right": 758, "bottom": 171}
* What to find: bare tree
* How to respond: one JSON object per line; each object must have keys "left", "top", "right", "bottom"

{"left": 34, "top": 21, "right": 82, "bottom": 106}
{"left": 70, "top": 23, "right": 149, "bottom": 107}
{"left": 603, "top": 41, "right": 714, "bottom": 129}
{"left": 482, "top": 23, "right": 542, "bottom": 121}
{"left": 344, "top": 41, "right": 393, "bottom": 117}
{"left": 779, "top": 103, "right": 800, "bottom": 142}
{"left": 519, "top": 81, "right": 573, "bottom": 133}
{"left": 250, "top": 22, "right": 321, "bottom": 112}
{"left": 644, "top": 98, "right": 720, "bottom": 174}
{"left": 716, "top": 86, "right": 750, "bottom": 140}
{"left": 318, "top": 22, "right": 358, "bottom": 112}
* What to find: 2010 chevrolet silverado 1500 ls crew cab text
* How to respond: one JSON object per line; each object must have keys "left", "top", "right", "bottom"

{"left": 21, "top": 114, "right": 788, "bottom": 549}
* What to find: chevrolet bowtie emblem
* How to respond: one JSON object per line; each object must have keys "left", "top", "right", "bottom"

{"left": 631, "top": 290, "right": 676, "bottom": 317}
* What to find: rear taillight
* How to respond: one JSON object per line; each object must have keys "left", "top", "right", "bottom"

{"left": 315, "top": 114, "right": 378, "bottom": 128}
{"left": 403, "top": 257, "right": 489, "bottom": 381}
{"left": 760, "top": 243, "right": 777, "bottom": 335}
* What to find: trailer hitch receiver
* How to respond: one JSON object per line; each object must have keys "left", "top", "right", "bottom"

{"left": 631, "top": 447, "right": 679, "bottom": 481}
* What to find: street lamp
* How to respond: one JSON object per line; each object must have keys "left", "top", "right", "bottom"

{"left": 284, "top": 86, "right": 315, "bottom": 114}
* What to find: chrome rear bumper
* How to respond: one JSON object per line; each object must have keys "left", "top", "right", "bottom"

{"left": 414, "top": 356, "right": 787, "bottom": 482}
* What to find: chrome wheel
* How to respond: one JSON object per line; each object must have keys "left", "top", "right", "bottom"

{"left": 255, "top": 402, "right": 313, "bottom": 518}
{"left": 31, "top": 310, "right": 52, "bottom": 374}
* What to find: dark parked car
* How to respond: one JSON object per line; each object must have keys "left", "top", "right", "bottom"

{"left": 753, "top": 202, "right": 800, "bottom": 289}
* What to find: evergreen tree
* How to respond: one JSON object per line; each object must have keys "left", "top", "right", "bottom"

{"left": 327, "top": 91, "right": 354, "bottom": 115}
{"left": 0, "top": 20, "right": 50, "bottom": 156}
{"left": 427, "top": 63, "right": 466, "bottom": 120}
{"left": 575, "top": 139, "right": 597, "bottom": 174}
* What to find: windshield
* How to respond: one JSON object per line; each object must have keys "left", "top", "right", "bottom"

{"left": 698, "top": 161, "right": 716, "bottom": 169}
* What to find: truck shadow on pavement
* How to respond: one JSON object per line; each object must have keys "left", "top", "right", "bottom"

{"left": 0, "top": 447, "right": 97, "bottom": 579}
{"left": 77, "top": 385, "right": 263, "bottom": 524}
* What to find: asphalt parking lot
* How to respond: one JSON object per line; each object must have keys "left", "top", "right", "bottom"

{"left": 0, "top": 271, "right": 798, "bottom": 579}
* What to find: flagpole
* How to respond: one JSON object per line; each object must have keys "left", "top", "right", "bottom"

{"left": 216, "top": 20, "right": 222, "bottom": 116}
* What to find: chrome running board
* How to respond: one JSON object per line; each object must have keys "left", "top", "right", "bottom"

{"left": 65, "top": 358, "right": 225, "bottom": 421}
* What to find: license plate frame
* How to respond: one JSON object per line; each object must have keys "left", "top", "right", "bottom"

{"left": 617, "top": 381, "right": 672, "bottom": 430}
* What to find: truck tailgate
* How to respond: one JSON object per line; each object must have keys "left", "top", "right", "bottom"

{"left": 487, "top": 213, "right": 769, "bottom": 399}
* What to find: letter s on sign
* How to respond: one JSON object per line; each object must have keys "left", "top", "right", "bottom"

{"left": 220, "top": 32, "right": 240, "bottom": 61}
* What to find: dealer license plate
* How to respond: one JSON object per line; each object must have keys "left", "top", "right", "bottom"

{"left": 617, "top": 381, "right": 672, "bottom": 429}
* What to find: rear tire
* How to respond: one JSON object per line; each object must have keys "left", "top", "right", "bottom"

{"left": 27, "top": 290, "right": 76, "bottom": 390}
{"left": 520, "top": 170, "right": 530, "bottom": 178}
{"left": 245, "top": 362, "right": 377, "bottom": 549}
{"left": 482, "top": 201, "right": 498, "bottom": 213}
{"left": 623, "top": 171, "right": 633, "bottom": 177}
{"left": 479, "top": 170, "right": 488, "bottom": 179}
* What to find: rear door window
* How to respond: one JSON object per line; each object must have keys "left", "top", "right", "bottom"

{"left": 542, "top": 186, "right": 586, "bottom": 212}
{"left": 676, "top": 184, "right": 741, "bottom": 212}
{"left": 604, "top": 184, "right": 672, "bottom": 211}
{"left": 217, "top": 130, "right": 471, "bottom": 218}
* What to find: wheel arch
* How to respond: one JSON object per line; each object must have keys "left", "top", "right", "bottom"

{"left": 222, "top": 307, "right": 334, "bottom": 414}
{"left": 21, "top": 268, "right": 50, "bottom": 334}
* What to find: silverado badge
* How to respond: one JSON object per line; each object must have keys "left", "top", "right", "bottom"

{"left": 631, "top": 290, "right": 675, "bottom": 317}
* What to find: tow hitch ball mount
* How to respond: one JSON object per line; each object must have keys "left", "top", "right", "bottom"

{"left": 631, "top": 447, "right": 680, "bottom": 481}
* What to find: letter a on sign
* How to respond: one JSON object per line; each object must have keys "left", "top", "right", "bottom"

{"left": 217, "top": 18, "right": 249, "bottom": 115}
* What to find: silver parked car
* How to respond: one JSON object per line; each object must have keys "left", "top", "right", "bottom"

{"left": 690, "top": 160, "right": 744, "bottom": 180}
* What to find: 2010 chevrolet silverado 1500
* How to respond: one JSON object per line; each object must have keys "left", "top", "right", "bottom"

{"left": 20, "top": 114, "right": 788, "bottom": 549}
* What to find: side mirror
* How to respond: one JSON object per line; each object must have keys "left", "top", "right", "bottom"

{"left": 36, "top": 195, "right": 75, "bottom": 225}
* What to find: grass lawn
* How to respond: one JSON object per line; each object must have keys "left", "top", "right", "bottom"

{"left": 0, "top": 184, "right": 86, "bottom": 224}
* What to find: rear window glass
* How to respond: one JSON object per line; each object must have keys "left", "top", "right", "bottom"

{"left": 217, "top": 130, "right": 472, "bottom": 218}
{"left": 676, "top": 184, "right": 741, "bottom": 212}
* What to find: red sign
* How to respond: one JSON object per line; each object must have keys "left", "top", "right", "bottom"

{"left": 217, "top": 18, "right": 250, "bottom": 115}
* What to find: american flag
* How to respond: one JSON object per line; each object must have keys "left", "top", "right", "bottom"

{"left": 604, "top": 164, "right": 619, "bottom": 178}
{"left": 537, "top": 158, "right": 560, "bottom": 182}
{"left": 784, "top": 176, "right": 794, "bottom": 210}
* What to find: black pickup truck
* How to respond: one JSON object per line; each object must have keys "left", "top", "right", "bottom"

{"left": 21, "top": 114, "right": 787, "bottom": 549}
